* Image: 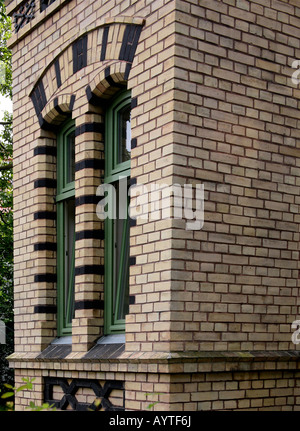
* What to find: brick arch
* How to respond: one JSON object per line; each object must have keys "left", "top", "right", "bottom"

{"left": 29, "top": 18, "right": 144, "bottom": 130}
{"left": 41, "top": 94, "right": 75, "bottom": 129}
{"left": 86, "top": 61, "right": 129, "bottom": 105}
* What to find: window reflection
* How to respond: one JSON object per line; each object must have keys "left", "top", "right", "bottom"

{"left": 118, "top": 107, "right": 131, "bottom": 163}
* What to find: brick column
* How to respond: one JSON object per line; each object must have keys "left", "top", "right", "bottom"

{"left": 31, "top": 132, "right": 57, "bottom": 352}
{"left": 72, "top": 110, "right": 105, "bottom": 352}
{"left": 125, "top": 0, "right": 177, "bottom": 352}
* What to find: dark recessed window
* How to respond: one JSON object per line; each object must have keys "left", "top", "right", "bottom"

{"left": 40, "top": 0, "right": 56, "bottom": 13}
{"left": 104, "top": 90, "right": 131, "bottom": 334}
{"left": 56, "top": 120, "right": 76, "bottom": 336}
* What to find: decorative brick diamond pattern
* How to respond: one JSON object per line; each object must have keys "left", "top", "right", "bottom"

{"left": 13, "top": 0, "right": 35, "bottom": 33}
{"left": 44, "top": 377, "right": 125, "bottom": 411}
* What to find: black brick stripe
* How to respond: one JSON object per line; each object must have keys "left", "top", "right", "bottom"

{"left": 124, "top": 63, "right": 132, "bottom": 81}
{"left": 34, "top": 274, "right": 57, "bottom": 283}
{"left": 104, "top": 66, "right": 124, "bottom": 89}
{"left": 129, "top": 256, "right": 136, "bottom": 266}
{"left": 34, "top": 211, "right": 56, "bottom": 220}
{"left": 131, "top": 97, "right": 138, "bottom": 109}
{"left": 104, "top": 66, "right": 110, "bottom": 78}
{"left": 74, "top": 300, "right": 104, "bottom": 311}
{"left": 129, "top": 177, "right": 137, "bottom": 228}
{"left": 73, "top": 35, "right": 88, "bottom": 74}
{"left": 75, "top": 195, "right": 99, "bottom": 207}
{"left": 31, "top": 81, "right": 47, "bottom": 117}
{"left": 129, "top": 217, "right": 137, "bottom": 227}
{"left": 34, "top": 242, "right": 56, "bottom": 251}
{"left": 76, "top": 229, "right": 104, "bottom": 241}
{"left": 129, "top": 295, "right": 135, "bottom": 305}
{"left": 53, "top": 97, "right": 65, "bottom": 115}
{"left": 100, "top": 26, "right": 109, "bottom": 61}
{"left": 34, "top": 305, "right": 57, "bottom": 314}
{"left": 30, "top": 79, "right": 74, "bottom": 130}
{"left": 34, "top": 178, "right": 57, "bottom": 189}
{"left": 75, "top": 122, "right": 104, "bottom": 137}
{"left": 38, "top": 115, "right": 56, "bottom": 131}
{"left": 131, "top": 138, "right": 137, "bottom": 149}
{"left": 75, "top": 158, "right": 104, "bottom": 172}
{"left": 69, "top": 95, "right": 76, "bottom": 111}
{"left": 75, "top": 265, "right": 104, "bottom": 276}
{"left": 54, "top": 60, "right": 62, "bottom": 88}
{"left": 86, "top": 85, "right": 100, "bottom": 105}
{"left": 34, "top": 146, "right": 56, "bottom": 157}
{"left": 119, "top": 25, "right": 142, "bottom": 63}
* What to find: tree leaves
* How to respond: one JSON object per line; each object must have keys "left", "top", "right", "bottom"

{"left": 27, "top": 401, "right": 56, "bottom": 411}
{"left": 0, "top": 112, "right": 13, "bottom": 325}
{"left": 1, "top": 377, "right": 36, "bottom": 400}
{"left": 0, "top": 0, "right": 13, "bottom": 408}
{"left": 0, "top": 0, "right": 11, "bottom": 99}
{"left": 1, "top": 378, "right": 56, "bottom": 411}
{"left": 1, "top": 391, "right": 13, "bottom": 398}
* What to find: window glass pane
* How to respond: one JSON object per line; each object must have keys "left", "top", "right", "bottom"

{"left": 118, "top": 106, "right": 131, "bottom": 163}
{"left": 113, "top": 185, "right": 130, "bottom": 321}
{"left": 104, "top": 91, "right": 131, "bottom": 333}
{"left": 113, "top": 216, "right": 124, "bottom": 312}
{"left": 117, "top": 223, "right": 129, "bottom": 321}
{"left": 67, "top": 130, "right": 75, "bottom": 183}
{"left": 65, "top": 198, "right": 75, "bottom": 325}
{"left": 57, "top": 120, "right": 75, "bottom": 335}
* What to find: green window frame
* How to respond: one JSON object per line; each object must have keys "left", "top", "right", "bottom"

{"left": 104, "top": 90, "right": 131, "bottom": 334}
{"left": 56, "top": 119, "right": 76, "bottom": 336}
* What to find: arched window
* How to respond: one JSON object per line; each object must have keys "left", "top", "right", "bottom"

{"left": 104, "top": 90, "right": 131, "bottom": 334}
{"left": 56, "top": 119, "right": 76, "bottom": 336}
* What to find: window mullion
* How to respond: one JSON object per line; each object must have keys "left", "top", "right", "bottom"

{"left": 56, "top": 187, "right": 75, "bottom": 203}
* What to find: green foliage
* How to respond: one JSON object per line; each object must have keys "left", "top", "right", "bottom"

{"left": 0, "top": 112, "right": 13, "bottom": 297}
{"left": 145, "top": 392, "right": 161, "bottom": 410}
{"left": 0, "top": 0, "right": 11, "bottom": 99}
{"left": 0, "top": 112, "right": 13, "bottom": 319}
{"left": 0, "top": 377, "right": 34, "bottom": 410}
{"left": 27, "top": 401, "right": 56, "bottom": 411}
{"left": 0, "top": 0, "right": 13, "bottom": 407}
{"left": 1, "top": 377, "right": 34, "bottom": 399}
{"left": 0, "top": 377, "right": 56, "bottom": 411}
{"left": 0, "top": 113, "right": 13, "bottom": 404}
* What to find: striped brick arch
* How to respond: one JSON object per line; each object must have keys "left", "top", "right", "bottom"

{"left": 29, "top": 17, "right": 144, "bottom": 128}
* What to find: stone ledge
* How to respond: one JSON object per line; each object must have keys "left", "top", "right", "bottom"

{"left": 7, "top": 350, "right": 300, "bottom": 375}
{"left": 8, "top": 349, "right": 300, "bottom": 362}
{"left": 36, "top": 344, "right": 72, "bottom": 359}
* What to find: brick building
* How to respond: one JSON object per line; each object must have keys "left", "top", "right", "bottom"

{"left": 6, "top": 0, "right": 300, "bottom": 410}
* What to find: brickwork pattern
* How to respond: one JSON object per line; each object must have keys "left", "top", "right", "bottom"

{"left": 8, "top": 352, "right": 300, "bottom": 411}
{"left": 7, "top": 0, "right": 300, "bottom": 411}
{"left": 72, "top": 112, "right": 104, "bottom": 352}
{"left": 127, "top": 0, "right": 300, "bottom": 352}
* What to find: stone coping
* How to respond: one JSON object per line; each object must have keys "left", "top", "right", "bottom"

{"left": 8, "top": 349, "right": 300, "bottom": 364}
{"left": 8, "top": 350, "right": 300, "bottom": 375}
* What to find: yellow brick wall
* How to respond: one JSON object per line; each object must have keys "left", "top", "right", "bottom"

{"left": 6, "top": 0, "right": 300, "bottom": 411}
{"left": 8, "top": 353, "right": 300, "bottom": 411}
{"left": 163, "top": 0, "right": 300, "bottom": 352}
